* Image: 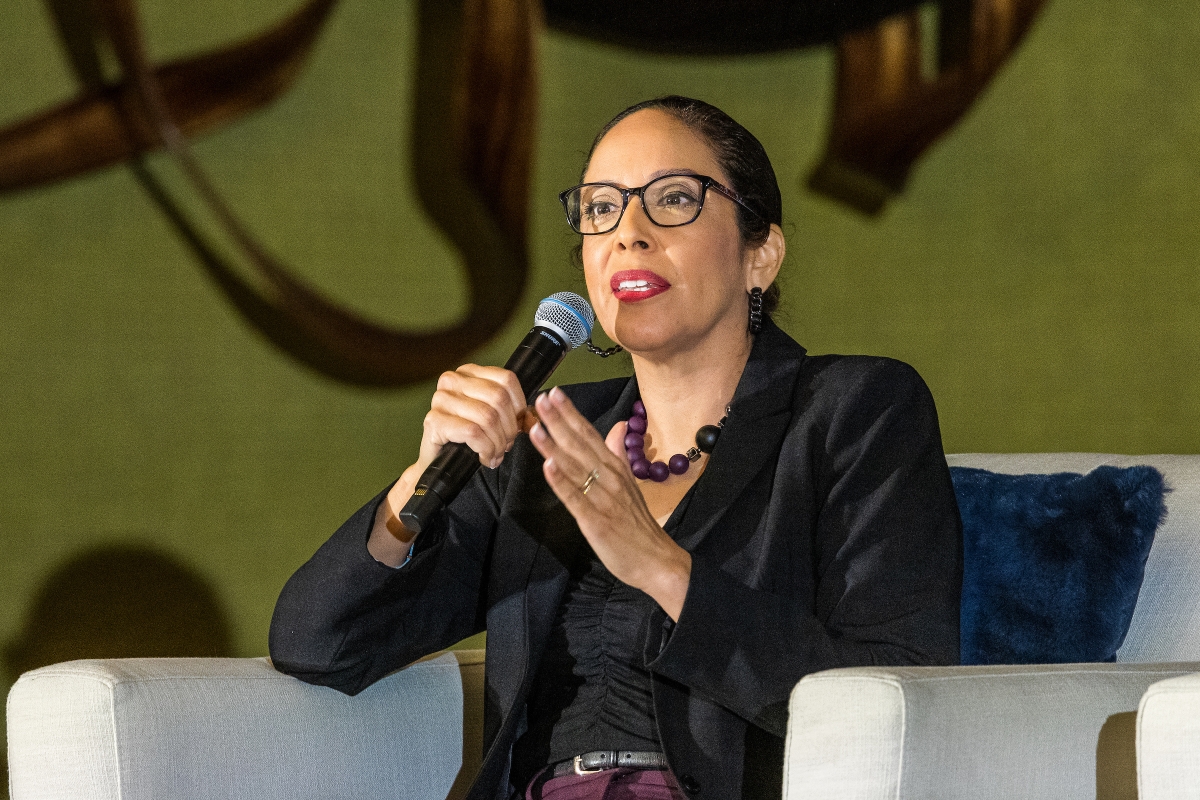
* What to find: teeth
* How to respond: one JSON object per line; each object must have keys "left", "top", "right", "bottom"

{"left": 618, "top": 280, "right": 654, "bottom": 291}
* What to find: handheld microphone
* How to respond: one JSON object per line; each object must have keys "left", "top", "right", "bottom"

{"left": 398, "top": 292, "right": 596, "bottom": 533}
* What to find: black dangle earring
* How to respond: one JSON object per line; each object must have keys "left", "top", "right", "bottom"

{"left": 586, "top": 338, "right": 624, "bottom": 357}
{"left": 748, "top": 286, "right": 764, "bottom": 334}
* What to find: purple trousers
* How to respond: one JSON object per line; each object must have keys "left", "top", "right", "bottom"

{"left": 526, "top": 768, "right": 687, "bottom": 800}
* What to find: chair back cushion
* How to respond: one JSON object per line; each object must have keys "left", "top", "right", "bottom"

{"left": 948, "top": 454, "right": 1200, "bottom": 662}
{"left": 952, "top": 464, "right": 1165, "bottom": 664}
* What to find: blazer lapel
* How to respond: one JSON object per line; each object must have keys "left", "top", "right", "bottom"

{"left": 492, "top": 376, "right": 639, "bottom": 690}
{"left": 674, "top": 320, "right": 807, "bottom": 552}
{"left": 521, "top": 376, "right": 640, "bottom": 640}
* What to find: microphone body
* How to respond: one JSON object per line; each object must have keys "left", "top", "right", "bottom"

{"left": 398, "top": 294, "right": 594, "bottom": 533}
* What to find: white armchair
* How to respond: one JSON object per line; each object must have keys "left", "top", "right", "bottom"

{"left": 8, "top": 454, "right": 1200, "bottom": 799}
{"left": 785, "top": 662, "right": 1196, "bottom": 800}
{"left": 7, "top": 651, "right": 484, "bottom": 800}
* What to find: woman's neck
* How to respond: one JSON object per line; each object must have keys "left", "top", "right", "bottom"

{"left": 629, "top": 323, "right": 754, "bottom": 457}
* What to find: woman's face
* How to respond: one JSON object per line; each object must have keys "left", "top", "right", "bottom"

{"left": 581, "top": 109, "right": 761, "bottom": 359}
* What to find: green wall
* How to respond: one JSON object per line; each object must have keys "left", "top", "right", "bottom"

{"left": 2, "top": 0, "right": 1198, "bottom": 754}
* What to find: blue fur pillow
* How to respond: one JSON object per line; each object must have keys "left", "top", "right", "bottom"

{"left": 950, "top": 465, "right": 1168, "bottom": 665}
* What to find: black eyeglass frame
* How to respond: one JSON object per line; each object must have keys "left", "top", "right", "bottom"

{"left": 558, "top": 173, "right": 762, "bottom": 235}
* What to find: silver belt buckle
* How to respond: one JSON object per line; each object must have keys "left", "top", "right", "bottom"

{"left": 574, "top": 755, "right": 603, "bottom": 776}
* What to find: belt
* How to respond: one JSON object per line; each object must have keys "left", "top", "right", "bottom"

{"left": 551, "top": 751, "right": 668, "bottom": 778}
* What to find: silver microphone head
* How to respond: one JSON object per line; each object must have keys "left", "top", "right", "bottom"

{"left": 535, "top": 292, "right": 595, "bottom": 350}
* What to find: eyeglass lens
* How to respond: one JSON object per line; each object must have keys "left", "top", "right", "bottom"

{"left": 568, "top": 175, "right": 706, "bottom": 234}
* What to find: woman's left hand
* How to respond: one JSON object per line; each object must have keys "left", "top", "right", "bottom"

{"left": 529, "top": 387, "right": 692, "bottom": 621}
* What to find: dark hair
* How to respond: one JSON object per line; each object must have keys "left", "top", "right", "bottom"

{"left": 578, "top": 95, "right": 783, "bottom": 316}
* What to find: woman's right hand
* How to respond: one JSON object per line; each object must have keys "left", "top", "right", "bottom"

{"left": 414, "top": 364, "right": 530, "bottom": 472}
{"left": 370, "top": 365, "right": 528, "bottom": 564}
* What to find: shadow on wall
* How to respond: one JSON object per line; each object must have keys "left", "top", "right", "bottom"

{"left": 3, "top": 543, "right": 234, "bottom": 785}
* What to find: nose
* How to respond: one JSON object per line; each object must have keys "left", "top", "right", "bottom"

{"left": 614, "top": 193, "right": 653, "bottom": 251}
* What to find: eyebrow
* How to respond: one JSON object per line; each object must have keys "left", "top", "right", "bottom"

{"left": 648, "top": 168, "right": 695, "bottom": 179}
{"left": 585, "top": 169, "right": 700, "bottom": 186}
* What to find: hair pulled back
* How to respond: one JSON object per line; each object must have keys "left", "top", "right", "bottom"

{"left": 581, "top": 96, "right": 784, "bottom": 317}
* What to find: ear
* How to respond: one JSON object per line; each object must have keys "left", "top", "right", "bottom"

{"left": 743, "top": 223, "right": 785, "bottom": 293}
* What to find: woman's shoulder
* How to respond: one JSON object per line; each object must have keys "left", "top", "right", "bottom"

{"left": 757, "top": 319, "right": 927, "bottom": 399}
{"left": 799, "top": 353, "right": 934, "bottom": 416}
{"left": 803, "top": 352, "right": 926, "bottom": 387}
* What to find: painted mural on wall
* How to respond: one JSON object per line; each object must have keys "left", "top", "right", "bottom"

{"left": 0, "top": 0, "right": 1045, "bottom": 387}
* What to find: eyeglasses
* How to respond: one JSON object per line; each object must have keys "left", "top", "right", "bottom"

{"left": 558, "top": 173, "right": 760, "bottom": 235}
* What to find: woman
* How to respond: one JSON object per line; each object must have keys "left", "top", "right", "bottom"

{"left": 270, "top": 96, "right": 962, "bottom": 800}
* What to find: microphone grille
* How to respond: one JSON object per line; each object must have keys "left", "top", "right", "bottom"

{"left": 535, "top": 292, "right": 595, "bottom": 350}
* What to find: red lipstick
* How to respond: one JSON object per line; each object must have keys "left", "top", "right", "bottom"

{"left": 611, "top": 270, "right": 671, "bottom": 302}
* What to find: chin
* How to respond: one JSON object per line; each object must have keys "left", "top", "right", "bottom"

{"left": 609, "top": 316, "right": 688, "bottom": 355}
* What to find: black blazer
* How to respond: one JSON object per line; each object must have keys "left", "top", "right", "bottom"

{"left": 269, "top": 319, "right": 963, "bottom": 800}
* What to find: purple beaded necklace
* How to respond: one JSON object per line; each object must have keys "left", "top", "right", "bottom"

{"left": 624, "top": 399, "right": 729, "bottom": 482}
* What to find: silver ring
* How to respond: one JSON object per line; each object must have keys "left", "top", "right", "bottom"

{"left": 581, "top": 468, "right": 600, "bottom": 495}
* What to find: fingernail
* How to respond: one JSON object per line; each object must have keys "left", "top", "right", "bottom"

{"left": 550, "top": 387, "right": 564, "bottom": 403}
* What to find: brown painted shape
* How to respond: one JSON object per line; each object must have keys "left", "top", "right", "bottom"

{"left": 0, "top": 0, "right": 338, "bottom": 192}
{"left": 1, "top": 0, "right": 536, "bottom": 387}
{"left": 810, "top": 0, "right": 1048, "bottom": 215}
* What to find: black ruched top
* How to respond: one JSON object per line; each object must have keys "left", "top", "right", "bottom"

{"left": 509, "top": 489, "right": 694, "bottom": 789}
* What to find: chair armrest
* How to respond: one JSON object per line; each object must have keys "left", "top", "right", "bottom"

{"left": 784, "top": 662, "right": 1199, "bottom": 800}
{"left": 7, "top": 650, "right": 485, "bottom": 800}
{"left": 1138, "top": 672, "right": 1200, "bottom": 800}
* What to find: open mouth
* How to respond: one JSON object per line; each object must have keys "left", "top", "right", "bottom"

{"left": 611, "top": 270, "right": 671, "bottom": 302}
